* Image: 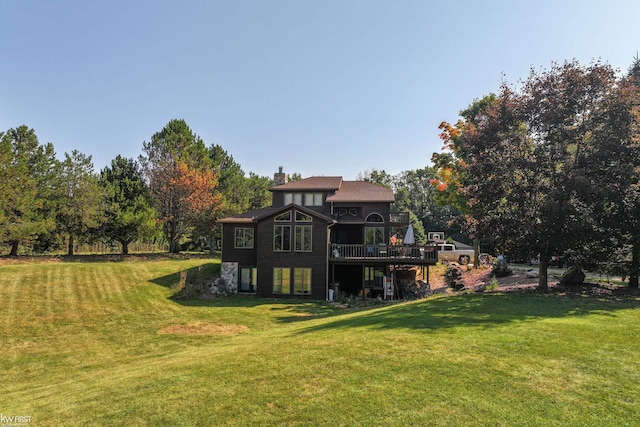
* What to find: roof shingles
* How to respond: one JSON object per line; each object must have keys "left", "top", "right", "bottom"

{"left": 219, "top": 175, "right": 394, "bottom": 222}
{"left": 326, "top": 181, "right": 394, "bottom": 203}
{"left": 270, "top": 176, "right": 343, "bottom": 191}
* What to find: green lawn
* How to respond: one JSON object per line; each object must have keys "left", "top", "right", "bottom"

{"left": 1, "top": 256, "right": 639, "bottom": 426}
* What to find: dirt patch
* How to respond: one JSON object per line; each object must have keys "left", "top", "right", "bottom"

{"left": 430, "top": 265, "right": 640, "bottom": 297}
{"left": 159, "top": 322, "right": 249, "bottom": 336}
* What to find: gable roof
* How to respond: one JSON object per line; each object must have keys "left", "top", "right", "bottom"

{"left": 326, "top": 181, "right": 395, "bottom": 203}
{"left": 271, "top": 175, "right": 395, "bottom": 203}
{"left": 270, "top": 176, "right": 343, "bottom": 191}
{"left": 216, "top": 206, "right": 279, "bottom": 224}
{"left": 217, "top": 204, "right": 336, "bottom": 224}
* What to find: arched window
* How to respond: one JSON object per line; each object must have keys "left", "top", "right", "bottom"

{"left": 365, "top": 213, "right": 384, "bottom": 223}
{"left": 365, "top": 213, "right": 385, "bottom": 245}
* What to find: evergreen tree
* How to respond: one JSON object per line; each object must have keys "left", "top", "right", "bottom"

{"left": 56, "top": 150, "right": 105, "bottom": 255}
{"left": 100, "top": 156, "right": 157, "bottom": 254}
{"left": 0, "top": 126, "right": 56, "bottom": 255}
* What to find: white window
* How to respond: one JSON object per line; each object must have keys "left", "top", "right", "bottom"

{"left": 234, "top": 228, "right": 254, "bottom": 248}
{"left": 273, "top": 268, "right": 291, "bottom": 294}
{"left": 274, "top": 225, "right": 291, "bottom": 251}
{"left": 275, "top": 211, "right": 291, "bottom": 221}
{"left": 295, "top": 211, "right": 312, "bottom": 222}
{"left": 365, "top": 227, "right": 385, "bottom": 245}
{"left": 284, "top": 193, "right": 303, "bottom": 205}
{"left": 365, "top": 213, "right": 384, "bottom": 223}
{"left": 293, "top": 268, "right": 312, "bottom": 294}
{"left": 295, "top": 225, "right": 312, "bottom": 252}
{"left": 304, "top": 193, "right": 315, "bottom": 206}
{"left": 304, "top": 193, "right": 323, "bottom": 206}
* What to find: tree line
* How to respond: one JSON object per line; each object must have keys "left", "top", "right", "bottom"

{"left": 430, "top": 58, "right": 640, "bottom": 289}
{"left": 0, "top": 119, "right": 273, "bottom": 255}
{"left": 3, "top": 57, "right": 638, "bottom": 291}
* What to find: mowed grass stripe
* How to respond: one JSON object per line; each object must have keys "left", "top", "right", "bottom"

{"left": 0, "top": 268, "right": 20, "bottom": 334}
{"left": 8, "top": 301, "right": 638, "bottom": 426}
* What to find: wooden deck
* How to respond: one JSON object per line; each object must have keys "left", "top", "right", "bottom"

{"left": 329, "top": 243, "right": 438, "bottom": 265}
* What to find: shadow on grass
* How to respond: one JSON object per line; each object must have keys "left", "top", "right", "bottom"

{"left": 150, "top": 263, "right": 341, "bottom": 316}
{"left": 148, "top": 261, "right": 640, "bottom": 328}
{"left": 150, "top": 262, "right": 221, "bottom": 288}
{"left": 174, "top": 294, "right": 345, "bottom": 321}
{"left": 295, "top": 292, "right": 640, "bottom": 334}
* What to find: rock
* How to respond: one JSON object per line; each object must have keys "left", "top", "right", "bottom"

{"left": 211, "top": 277, "right": 230, "bottom": 295}
{"left": 526, "top": 270, "right": 539, "bottom": 278}
{"left": 559, "top": 266, "right": 585, "bottom": 285}
{"left": 400, "top": 280, "right": 431, "bottom": 299}
{"left": 473, "top": 282, "right": 486, "bottom": 292}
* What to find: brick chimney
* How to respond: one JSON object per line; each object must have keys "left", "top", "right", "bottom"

{"left": 273, "top": 166, "right": 288, "bottom": 186}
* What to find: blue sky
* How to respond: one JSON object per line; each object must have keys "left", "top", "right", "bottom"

{"left": 2, "top": 0, "right": 639, "bottom": 180}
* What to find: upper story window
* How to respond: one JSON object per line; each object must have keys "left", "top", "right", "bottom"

{"left": 284, "top": 192, "right": 322, "bottom": 206}
{"left": 274, "top": 210, "right": 312, "bottom": 252}
{"left": 284, "top": 193, "right": 302, "bottom": 205}
{"left": 275, "top": 211, "right": 291, "bottom": 221}
{"left": 304, "top": 193, "right": 323, "bottom": 206}
{"left": 365, "top": 227, "right": 385, "bottom": 245}
{"left": 234, "top": 228, "right": 254, "bottom": 248}
{"left": 274, "top": 225, "right": 291, "bottom": 251}
{"left": 294, "top": 225, "right": 312, "bottom": 251}
{"left": 365, "top": 213, "right": 384, "bottom": 223}
{"left": 295, "top": 211, "right": 312, "bottom": 222}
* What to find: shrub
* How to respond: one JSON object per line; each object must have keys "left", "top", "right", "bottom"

{"left": 559, "top": 266, "right": 586, "bottom": 285}
{"left": 491, "top": 261, "right": 512, "bottom": 278}
{"left": 444, "top": 265, "right": 463, "bottom": 289}
{"left": 171, "top": 270, "right": 210, "bottom": 300}
{"left": 487, "top": 277, "right": 500, "bottom": 291}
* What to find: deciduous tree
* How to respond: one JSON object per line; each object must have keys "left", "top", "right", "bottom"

{"left": 436, "top": 61, "right": 621, "bottom": 289}
{"left": 175, "top": 162, "right": 222, "bottom": 251}
{"left": 431, "top": 95, "right": 499, "bottom": 266}
{"left": 140, "top": 119, "right": 218, "bottom": 253}
{"left": 582, "top": 59, "right": 640, "bottom": 288}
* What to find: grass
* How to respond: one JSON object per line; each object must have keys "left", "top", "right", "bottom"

{"left": 1, "top": 256, "right": 639, "bottom": 426}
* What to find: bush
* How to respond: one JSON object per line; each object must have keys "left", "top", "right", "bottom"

{"left": 171, "top": 270, "right": 210, "bottom": 300}
{"left": 559, "top": 266, "right": 586, "bottom": 285}
{"left": 444, "top": 265, "right": 464, "bottom": 289}
{"left": 491, "top": 261, "right": 512, "bottom": 278}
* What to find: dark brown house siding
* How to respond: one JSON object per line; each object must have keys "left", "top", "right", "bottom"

{"left": 255, "top": 210, "right": 331, "bottom": 299}
{"left": 332, "top": 202, "right": 392, "bottom": 243}
{"left": 221, "top": 224, "right": 257, "bottom": 267}
{"left": 271, "top": 191, "right": 285, "bottom": 207}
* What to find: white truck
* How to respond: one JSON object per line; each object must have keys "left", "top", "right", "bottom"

{"left": 427, "top": 233, "right": 476, "bottom": 265}
{"left": 436, "top": 242, "right": 475, "bottom": 265}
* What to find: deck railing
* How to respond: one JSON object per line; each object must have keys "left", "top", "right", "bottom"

{"left": 389, "top": 211, "right": 410, "bottom": 225}
{"left": 330, "top": 243, "right": 438, "bottom": 263}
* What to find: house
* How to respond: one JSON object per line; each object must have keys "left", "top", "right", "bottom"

{"left": 217, "top": 167, "right": 438, "bottom": 299}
